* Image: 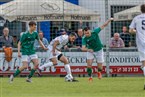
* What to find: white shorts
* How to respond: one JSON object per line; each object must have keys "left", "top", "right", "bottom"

{"left": 21, "top": 54, "right": 38, "bottom": 62}
{"left": 46, "top": 46, "right": 62, "bottom": 59}
{"left": 87, "top": 49, "right": 104, "bottom": 63}
{"left": 138, "top": 51, "right": 145, "bottom": 61}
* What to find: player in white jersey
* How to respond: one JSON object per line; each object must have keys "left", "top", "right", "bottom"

{"left": 129, "top": 4, "right": 145, "bottom": 90}
{"left": 38, "top": 32, "right": 78, "bottom": 82}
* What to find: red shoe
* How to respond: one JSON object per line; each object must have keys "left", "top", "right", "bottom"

{"left": 88, "top": 77, "right": 93, "bottom": 82}
{"left": 97, "top": 72, "right": 102, "bottom": 79}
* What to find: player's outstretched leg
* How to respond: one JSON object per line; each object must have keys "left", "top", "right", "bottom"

{"left": 97, "top": 63, "right": 103, "bottom": 79}
{"left": 37, "top": 62, "right": 53, "bottom": 76}
{"left": 27, "top": 58, "right": 40, "bottom": 83}
{"left": 26, "top": 69, "right": 36, "bottom": 83}
{"left": 59, "top": 55, "right": 78, "bottom": 82}
{"left": 10, "top": 69, "right": 21, "bottom": 82}
{"left": 86, "top": 59, "right": 93, "bottom": 82}
{"left": 9, "top": 66, "right": 25, "bottom": 83}
{"left": 87, "top": 67, "right": 93, "bottom": 82}
{"left": 64, "top": 64, "right": 79, "bottom": 82}
{"left": 97, "top": 68, "right": 102, "bottom": 79}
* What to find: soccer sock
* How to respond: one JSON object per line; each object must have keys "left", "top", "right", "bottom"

{"left": 39, "top": 62, "right": 53, "bottom": 70}
{"left": 28, "top": 69, "right": 36, "bottom": 78}
{"left": 98, "top": 68, "right": 102, "bottom": 73}
{"left": 64, "top": 64, "right": 72, "bottom": 75}
{"left": 87, "top": 68, "right": 92, "bottom": 77}
{"left": 143, "top": 67, "right": 145, "bottom": 76}
{"left": 13, "top": 69, "right": 21, "bottom": 77}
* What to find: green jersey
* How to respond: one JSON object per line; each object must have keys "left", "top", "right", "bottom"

{"left": 20, "top": 31, "right": 39, "bottom": 55}
{"left": 82, "top": 27, "right": 103, "bottom": 52}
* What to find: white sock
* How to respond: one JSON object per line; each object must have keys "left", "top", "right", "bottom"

{"left": 64, "top": 64, "right": 72, "bottom": 77}
{"left": 39, "top": 62, "right": 53, "bottom": 70}
{"left": 143, "top": 67, "right": 145, "bottom": 76}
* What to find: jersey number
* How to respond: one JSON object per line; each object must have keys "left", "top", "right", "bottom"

{"left": 142, "top": 20, "right": 145, "bottom": 30}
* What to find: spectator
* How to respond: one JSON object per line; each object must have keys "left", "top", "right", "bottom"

{"left": 0, "top": 27, "right": 13, "bottom": 48}
{"left": 64, "top": 28, "right": 83, "bottom": 51}
{"left": 110, "top": 33, "right": 124, "bottom": 48}
{"left": 74, "top": 28, "right": 83, "bottom": 48}
{"left": 34, "top": 31, "right": 49, "bottom": 51}
{"left": 120, "top": 26, "right": 131, "bottom": 47}
{"left": 0, "top": 27, "right": 13, "bottom": 70}
{"left": 13, "top": 36, "right": 18, "bottom": 48}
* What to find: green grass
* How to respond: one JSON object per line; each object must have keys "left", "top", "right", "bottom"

{"left": 0, "top": 77, "right": 145, "bottom": 97}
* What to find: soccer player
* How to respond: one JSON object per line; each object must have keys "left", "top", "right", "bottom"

{"left": 38, "top": 32, "right": 78, "bottom": 82}
{"left": 129, "top": 4, "right": 145, "bottom": 90}
{"left": 81, "top": 18, "right": 113, "bottom": 81}
{"left": 9, "top": 21, "right": 47, "bottom": 83}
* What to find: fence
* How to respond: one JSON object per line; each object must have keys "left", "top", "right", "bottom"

{"left": 0, "top": 0, "right": 144, "bottom": 76}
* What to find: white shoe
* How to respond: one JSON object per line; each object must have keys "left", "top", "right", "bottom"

{"left": 26, "top": 77, "right": 32, "bottom": 83}
{"left": 9, "top": 75, "right": 14, "bottom": 83}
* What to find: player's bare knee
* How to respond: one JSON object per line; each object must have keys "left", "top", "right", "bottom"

{"left": 23, "top": 65, "right": 28, "bottom": 69}
{"left": 34, "top": 64, "right": 39, "bottom": 69}
{"left": 63, "top": 60, "right": 69, "bottom": 64}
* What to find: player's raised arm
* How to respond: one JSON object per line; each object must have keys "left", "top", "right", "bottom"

{"left": 100, "top": 18, "right": 114, "bottom": 30}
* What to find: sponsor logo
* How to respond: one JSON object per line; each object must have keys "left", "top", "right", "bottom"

{"left": 41, "top": 3, "right": 60, "bottom": 12}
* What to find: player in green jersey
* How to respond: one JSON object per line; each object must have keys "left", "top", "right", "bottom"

{"left": 9, "top": 21, "right": 47, "bottom": 83}
{"left": 81, "top": 18, "right": 113, "bottom": 81}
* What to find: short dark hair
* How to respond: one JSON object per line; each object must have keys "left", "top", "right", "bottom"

{"left": 69, "top": 32, "right": 78, "bottom": 38}
{"left": 141, "top": 4, "right": 145, "bottom": 13}
{"left": 29, "top": 21, "right": 36, "bottom": 26}
{"left": 83, "top": 26, "right": 90, "bottom": 31}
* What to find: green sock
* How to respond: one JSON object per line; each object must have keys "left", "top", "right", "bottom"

{"left": 98, "top": 68, "right": 102, "bottom": 72}
{"left": 13, "top": 69, "right": 21, "bottom": 77}
{"left": 87, "top": 68, "right": 92, "bottom": 77}
{"left": 28, "top": 69, "right": 36, "bottom": 78}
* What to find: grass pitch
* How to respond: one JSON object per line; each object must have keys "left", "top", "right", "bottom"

{"left": 0, "top": 77, "right": 145, "bottom": 97}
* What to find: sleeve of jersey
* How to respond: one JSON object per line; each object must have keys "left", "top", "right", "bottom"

{"left": 93, "top": 27, "right": 101, "bottom": 34}
{"left": 57, "top": 36, "right": 66, "bottom": 44}
{"left": 35, "top": 32, "right": 40, "bottom": 40}
{"left": 129, "top": 18, "right": 136, "bottom": 29}
{"left": 82, "top": 37, "right": 86, "bottom": 46}
{"left": 20, "top": 34, "right": 25, "bottom": 43}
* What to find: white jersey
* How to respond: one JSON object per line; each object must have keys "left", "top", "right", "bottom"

{"left": 129, "top": 14, "right": 145, "bottom": 52}
{"left": 49, "top": 35, "right": 69, "bottom": 50}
